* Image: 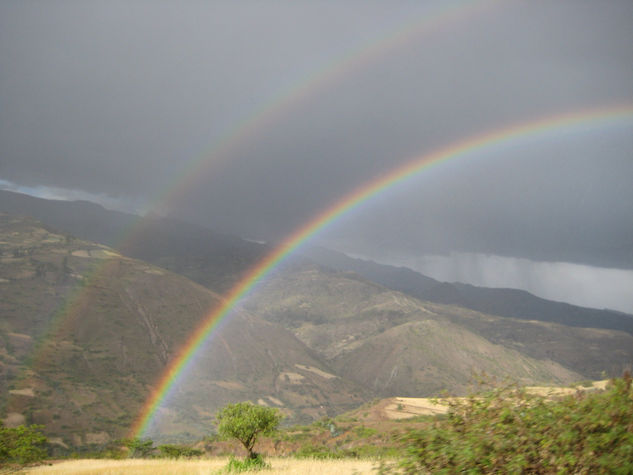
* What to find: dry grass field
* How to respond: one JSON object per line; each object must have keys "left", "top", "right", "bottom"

{"left": 524, "top": 379, "right": 608, "bottom": 397}
{"left": 24, "top": 457, "right": 379, "bottom": 475}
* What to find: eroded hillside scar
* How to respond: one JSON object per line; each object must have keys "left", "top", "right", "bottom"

{"left": 121, "top": 287, "right": 169, "bottom": 365}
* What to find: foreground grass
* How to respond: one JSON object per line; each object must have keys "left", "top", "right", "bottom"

{"left": 24, "top": 457, "right": 379, "bottom": 474}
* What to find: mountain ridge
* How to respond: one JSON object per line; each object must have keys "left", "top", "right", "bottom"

{"left": 2, "top": 194, "right": 633, "bottom": 446}
{"left": 4, "top": 189, "right": 631, "bottom": 335}
{"left": 301, "top": 246, "right": 633, "bottom": 334}
{"left": 0, "top": 213, "right": 369, "bottom": 444}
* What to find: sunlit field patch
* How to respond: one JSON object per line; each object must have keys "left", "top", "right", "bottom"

{"left": 25, "top": 457, "right": 379, "bottom": 474}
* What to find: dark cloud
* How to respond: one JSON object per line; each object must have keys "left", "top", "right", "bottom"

{"left": 1, "top": 0, "right": 632, "bottom": 272}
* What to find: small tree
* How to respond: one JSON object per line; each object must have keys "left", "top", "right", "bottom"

{"left": 0, "top": 423, "right": 47, "bottom": 467}
{"left": 216, "top": 402, "right": 282, "bottom": 460}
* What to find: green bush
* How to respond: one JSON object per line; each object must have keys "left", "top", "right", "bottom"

{"left": 0, "top": 423, "right": 47, "bottom": 466}
{"left": 119, "top": 437, "right": 155, "bottom": 458}
{"left": 389, "top": 375, "right": 633, "bottom": 474}
{"left": 295, "top": 443, "right": 362, "bottom": 460}
{"left": 157, "top": 443, "right": 203, "bottom": 458}
{"left": 353, "top": 426, "right": 377, "bottom": 438}
{"left": 224, "top": 453, "right": 270, "bottom": 472}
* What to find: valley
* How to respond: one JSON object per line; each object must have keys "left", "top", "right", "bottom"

{"left": 1, "top": 194, "right": 632, "bottom": 450}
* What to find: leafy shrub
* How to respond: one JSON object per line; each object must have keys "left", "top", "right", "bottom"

{"left": 388, "top": 375, "right": 633, "bottom": 474}
{"left": 157, "top": 443, "right": 203, "bottom": 458}
{"left": 224, "top": 454, "right": 270, "bottom": 472}
{"left": 296, "top": 444, "right": 342, "bottom": 459}
{"left": 354, "top": 443, "right": 403, "bottom": 459}
{"left": 298, "top": 442, "right": 400, "bottom": 460}
{"left": 93, "top": 445, "right": 127, "bottom": 459}
{"left": 311, "top": 417, "right": 331, "bottom": 429}
{"left": 119, "top": 437, "right": 155, "bottom": 458}
{"left": 295, "top": 443, "right": 363, "bottom": 459}
{"left": 354, "top": 426, "right": 377, "bottom": 438}
{"left": 0, "top": 423, "right": 47, "bottom": 466}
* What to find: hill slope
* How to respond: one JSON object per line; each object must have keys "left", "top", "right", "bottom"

{"left": 243, "top": 265, "right": 597, "bottom": 396}
{"left": 3, "top": 193, "right": 633, "bottom": 444}
{"left": 5, "top": 189, "right": 632, "bottom": 335}
{"left": 0, "top": 190, "right": 266, "bottom": 293}
{"left": 303, "top": 246, "right": 633, "bottom": 335}
{"left": 0, "top": 214, "right": 367, "bottom": 444}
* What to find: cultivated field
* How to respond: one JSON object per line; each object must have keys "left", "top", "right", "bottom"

{"left": 376, "top": 380, "right": 611, "bottom": 420}
{"left": 24, "top": 457, "right": 379, "bottom": 475}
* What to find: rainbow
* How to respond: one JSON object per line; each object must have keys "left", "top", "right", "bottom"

{"left": 149, "top": 0, "right": 500, "bottom": 213}
{"left": 130, "top": 104, "right": 633, "bottom": 437}
{"left": 6, "top": 0, "right": 503, "bottom": 409}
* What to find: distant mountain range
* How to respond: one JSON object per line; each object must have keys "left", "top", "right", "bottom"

{"left": 4, "top": 189, "right": 632, "bottom": 333}
{"left": 302, "top": 246, "right": 633, "bottom": 335}
{"left": 1, "top": 190, "right": 632, "bottom": 446}
{"left": 0, "top": 189, "right": 266, "bottom": 292}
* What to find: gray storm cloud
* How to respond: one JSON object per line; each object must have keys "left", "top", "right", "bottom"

{"left": 1, "top": 0, "right": 632, "bottom": 282}
{"left": 367, "top": 252, "right": 633, "bottom": 314}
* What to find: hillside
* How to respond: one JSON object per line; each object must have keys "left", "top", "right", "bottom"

{"left": 303, "top": 246, "right": 633, "bottom": 335}
{"left": 243, "top": 264, "right": 600, "bottom": 396}
{"left": 5, "top": 189, "right": 632, "bottom": 337}
{"left": 0, "top": 190, "right": 266, "bottom": 293}
{"left": 2, "top": 194, "right": 633, "bottom": 446}
{"left": 342, "top": 379, "right": 611, "bottom": 423}
{"left": 299, "top": 249, "right": 633, "bottom": 378}
{"left": 0, "top": 214, "right": 367, "bottom": 445}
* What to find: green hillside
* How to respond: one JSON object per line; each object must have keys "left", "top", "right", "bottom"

{"left": 0, "top": 214, "right": 367, "bottom": 445}
{"left": 2, "top": 211, "right": 631, "bottom": 449}
{"left": 242, "top": 265, "right": 611, "bottom": 395}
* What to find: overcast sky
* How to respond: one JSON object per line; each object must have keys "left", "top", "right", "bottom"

{"left": 1, "top": 1, "right": 632, "bottom": 311}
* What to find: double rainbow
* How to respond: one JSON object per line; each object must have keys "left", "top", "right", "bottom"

{"left": 131, "top": 104, "right": 633, "bottom": 437}
{"left": 150, "top": 0, "right": 500, "bottom": 213}
{"left": 7, "top": 0, "right": 503, "bottom": 414}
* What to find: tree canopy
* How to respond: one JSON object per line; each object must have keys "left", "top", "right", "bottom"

{"left": 216, "top": 402, "right": 282, "bottom": 459}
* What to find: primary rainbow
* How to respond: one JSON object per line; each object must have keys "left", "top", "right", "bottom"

{"left": 131, "top": 103, "right": 633, "bottom": 437}
{"left": 8, "top": 0, "right": 503, "bottom": 409}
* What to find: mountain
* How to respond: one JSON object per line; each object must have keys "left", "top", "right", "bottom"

{"left": 0, "top": 189, "right": 138, "bottom": 246}
{"left": 0, "top": 190, "right": 266, "bottom": 293}
{"left": 302, "top": 246, "right": 633, "bottom": 335}
{"left": 4, "top": 191, "right": 632, "bottom": 380}
{"left": 3, "top": 193, "right": 633, "bottom": 446}
{"left": 243, "top": 264, "right": 619, "bottom": 395}
{"left": 243, "top": 263, "right": 633, "bottom": 386}
{"left": 0, "top": 213, "right": 367, "bottom": 445}
{"left": 303, "top": 246, "right": 439, "bottom": 295}
{"left": 5, "top": 189, "right": 632, "bottom": 336}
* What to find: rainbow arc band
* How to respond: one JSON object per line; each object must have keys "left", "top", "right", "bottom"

{"left": 148, "top": 0, "right": 500, "bottom": 213}
{"left": 130, "top": 104, "right": 633, "bottom": 438}
{"left": 8, "top": 0, "right": 506, "bottom": 412}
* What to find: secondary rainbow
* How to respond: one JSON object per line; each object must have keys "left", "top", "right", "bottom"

{"left": 130, "top": 103, "right": 633, "bottom": 437}
{"left": 8, "top": 0, "right": 503, "bottom": 407}
{"left": 149, "top": 0, "right": 500, "bottom": 214}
